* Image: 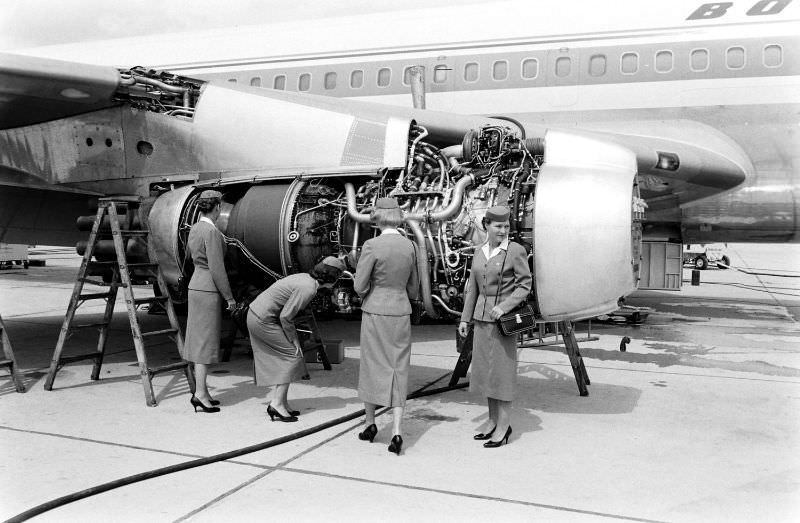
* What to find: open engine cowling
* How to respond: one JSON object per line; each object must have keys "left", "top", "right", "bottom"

{"left": 148, "top": 123, "right": 640, "bottom": 322}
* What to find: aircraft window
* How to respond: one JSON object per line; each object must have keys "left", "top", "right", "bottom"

{"left": 521, "top": 58, "right": 538, "bottom": 79}
{"left": 690, "top": 49, "right": 709, "bottom": 71}
{"left": 589, "top": 54, "right": 606, "bottom": 76}
{"left": 324, "top": 72, "right": 337, "bottom": 90}
{"left": 351, "top": 70, "right": 364, "bottom": 88}
{"left": 227, "top": 78, "right": 237, "bottom": 83}
{"left": 434, "top": 65, "right": 448, "bottom": 84}
{"left": 621, "top": 52, "right": 638, "bottom": 74}
{"left": 403, "top": 67, "right": 413, "bottom": 85}
{"left": 555, "top": 57, "right": 571, "bottom": 77}
{"left": 655, "top": 50, "right": 673, "bottom": 73}
{"left": 492, "top": 61, "right": 508, "bottom": 81}
{"left": 250, "top": 77, "right": 262, "bottom": 87}
{"left": 274, "top": 75, "right": 286, "bottom": 90}
{"left": 726, "top": 46, "right": 746, "bottom": 69}
{"left": 464, "top": 62, "right": 479, "bottom": 82}
{"left": 298, "top": 73, "right": 311, "bottom": 91}
{"left": 378, "top": 68, "right": 391, "bottom": 87}
{"left": 764, "top": 44, "right": 782, "bottom": 67}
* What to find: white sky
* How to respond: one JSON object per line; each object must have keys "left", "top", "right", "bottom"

{"left": 0, "top": 0, "right": 485, "bottom": 51}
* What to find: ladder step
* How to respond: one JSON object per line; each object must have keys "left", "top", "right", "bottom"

{"left": 118, "top": 230, "right": 150, "bottom": 235}
{"left": 133, "top": 296, "right": 168, "bottom": 306}
{"left": 0, "top": 359, "right": 12, "bottom": 367}
{"left": 79, "top": 292, "right": 114, "bottom": 301}
{"left": 74, "top": 322, "right": 110, "bottom": 329}
{"left": 78, "top": 277, "right": 114, "bottom": 286}
{"left": 58, "top": 353, "right": 101, "bottom": 364}
{"left": 148, "top": 361, "right": 189, "bottom": 376}
{"left": 141, "top": 328, "right": 179, "bottom": 338}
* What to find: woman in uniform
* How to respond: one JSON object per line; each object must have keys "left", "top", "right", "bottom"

{"left": 246, "top": 257, "right": 344, "bottom": 422}
{"left": 458, "top": 206, "right": 532, "bottom": 447}
{"left": 355, "top": 197, "right": 419, "bottom": 455}
{"left": 185, "top": 190, "right": 236, "bottom": 413}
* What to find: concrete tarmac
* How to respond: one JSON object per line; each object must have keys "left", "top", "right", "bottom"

{"left": 1, "top": 244, "right": 798, "bottom": 522}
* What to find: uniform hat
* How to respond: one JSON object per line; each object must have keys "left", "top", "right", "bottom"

{"left": 375, "top": 197, "right": 399, "bottom": 209}
{"left": 321, "top": 256, "right": 346, "bottom": 271}
{"left": 484, "top": 206, "right": 510, "bottom": 222}
{"left": 198, "top": 189, "right": 222, "bottom": 200}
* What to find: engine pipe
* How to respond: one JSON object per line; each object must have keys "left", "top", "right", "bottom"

{"left": 344, "top": 183, "right": 372, "bottom": 223}
{"left": 404, "top": 173, "right": 474, "bottom": 223}
{"left": 406, "top": 219, "right": 440, "bottom": 319}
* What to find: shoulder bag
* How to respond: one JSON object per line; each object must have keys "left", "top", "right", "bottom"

{"left": 492, "top": 248, "right": 536, "bottom": 336}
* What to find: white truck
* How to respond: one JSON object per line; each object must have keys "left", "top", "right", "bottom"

{"left": 0, "top": 243, "right": 28, "bottom": 269}
{"left": 683, "top": 244, "right": 730, "bottom": 270}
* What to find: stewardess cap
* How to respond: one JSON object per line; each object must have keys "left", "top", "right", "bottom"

{"left": 321, "top": 256, "right": 346, "bottom": 271}
{"left": 198, "top": 190, "right": 222, "bottom": 200}
{"left": 375, "top": 197, "right": 400, "bottom": 209}
{"left": 485, "top": 206, "right": 510, "bottom": 222}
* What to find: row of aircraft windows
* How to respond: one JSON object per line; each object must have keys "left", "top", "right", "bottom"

{"left": 232, "top": 44, "right": 784, "bottom": 90}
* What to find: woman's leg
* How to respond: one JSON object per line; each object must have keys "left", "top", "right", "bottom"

{"left": 364, "top": 402, "right": 376, "bottom": 426}
{"left": 488, "top": 397, "right": 498, "bottom": 426}
{"left": 194, "top": 363, "right": 212, "bottom": 404}
{"left": 490, "top": 399, "right": 513, "bottom": 442}
{"left": 270, "top": 383, "right": 291, "bottom": 415}
{"left": 391, "top": 406, "right": 404, "bottom": 436}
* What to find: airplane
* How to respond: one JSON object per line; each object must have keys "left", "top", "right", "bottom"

{"left": 0, "top": 0, "right": 798, "bottom": 324}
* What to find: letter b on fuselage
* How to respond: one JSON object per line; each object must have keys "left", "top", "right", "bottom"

{"left": 687, "top": 0, "right": 792, "bottom": 20}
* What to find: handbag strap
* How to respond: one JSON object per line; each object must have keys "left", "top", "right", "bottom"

{"left": 492, "top": 248, "right": 508, "bottom": 310}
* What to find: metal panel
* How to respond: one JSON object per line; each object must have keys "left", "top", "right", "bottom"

{"left": 534, "top": 129, "right": 637, "bottom": 321}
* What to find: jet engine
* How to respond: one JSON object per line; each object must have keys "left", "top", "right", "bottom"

{"left": 149, "top": 122, "right": 641, "bottom": 322}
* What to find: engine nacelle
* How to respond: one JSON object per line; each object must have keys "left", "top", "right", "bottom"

{"left": 148, "top": 124, "right": 640, "bottom": 322}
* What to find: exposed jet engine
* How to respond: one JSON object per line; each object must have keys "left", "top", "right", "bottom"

{"left": 149, "top": 119, "right": 642, "bottom": 323}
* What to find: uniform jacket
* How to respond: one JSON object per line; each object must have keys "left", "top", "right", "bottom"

{"left": 187, "top": 218, "right": 234, "bottom": 302}
{"left": 248, "top": 273, "right": 318, "bottom": 344}
{"left": 354, "top": 232, "right": 419, "bottom": 316}
{"left": 461, "top": 240, "right": 532, "bottom": 323}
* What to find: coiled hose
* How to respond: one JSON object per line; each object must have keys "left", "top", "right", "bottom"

{"left": 5, "top": 375, "right": 468, "bottom": 523}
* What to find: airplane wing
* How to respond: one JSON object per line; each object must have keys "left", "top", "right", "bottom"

{"left": 0, "top": 52, "right": 121, "bottom": 130}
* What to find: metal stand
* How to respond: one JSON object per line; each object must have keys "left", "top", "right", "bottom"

{"left": 43, "top": 197, "right": 195, "bottom": 406}
{"left": 295, "top": 311, "right": 332, "bottom": 380}
{"left": 449, "top": 320, "right": 592, "bottom": 396}
{"left": 0, "top": 314, "right": 26, "bottom": 392}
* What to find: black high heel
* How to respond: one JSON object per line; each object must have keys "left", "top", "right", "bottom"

{"left": 209, "top": 399, "right": 221, "bottom": 406}
{"left": 358, "top": 423, "right": 378, "bottom": 442}
{"left": 267, "top": 404, "right": 298, "bottom": 422}
{"left": 473, "top": 426, "right": 496, "bottom": 440}
{"left": 190, "top": 396, "right": 220, "bottom": 413}
{"left": 483, "top": 426, "right": 512, "bottom": 448}
{"left": 388, "top": 435, "right": 403, "bottom": 455}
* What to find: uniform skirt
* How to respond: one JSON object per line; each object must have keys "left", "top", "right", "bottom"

{"left": 184, "top": 289, "right": 222, "bottom": 364}
{"left": 470, "top": 320, "right": 517, "bottom": 401}
{"left": 358, "top": 312, "right": 411, "bottom": 407}
{"left": 247, "top": 310, "right": 304, "bottom": 387}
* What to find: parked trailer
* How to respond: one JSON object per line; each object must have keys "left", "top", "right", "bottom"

{"left": 0, "top": 243, "right": 29, "bottom": 269}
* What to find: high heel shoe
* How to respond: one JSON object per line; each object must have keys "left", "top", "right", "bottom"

{"left": 190, "top": 396, "right": 220, "bottom": 413}
{"left": 209, "top": 399, "right": 221, "bottom": 406}
{"left": 358, "top": 423, "right": 378, "bottom": 442}
{"left": 388, "top": 435, "right": 403, "bottom": 455}
{"left": 483, "top": 426, "right": 512, "bottom": 448}
{"left": 267, "top": 404, "right": 298, "bottom": 422}
{"left": 473, "top": 426, "right": 496, "bottom": 440}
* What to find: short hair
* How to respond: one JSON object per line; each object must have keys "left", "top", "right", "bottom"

{"left": 481, "top": 215, "right": 509, "bottom": 229}
{"left": 370, "top": 206, "right": 404, "bottom": 228}
{"left": 196, "top": 197, "right": 220, "bottom": 213}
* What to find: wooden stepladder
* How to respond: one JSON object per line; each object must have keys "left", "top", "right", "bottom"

{"left": 0, "top": 314, "right": 26, "bottom": 392}
{"left": 294, "top": 310, "right": 332, "bottom": 380}
{"left": 450, "top": 320, "right": 591, "bottom": 396}
{"left": 43, "top": 197, "right": 195, "bottom": 406}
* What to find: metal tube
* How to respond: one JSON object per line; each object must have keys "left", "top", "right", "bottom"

{"left": 344, "top": 183, "right": 372, "bottom": 223}
{"left": 431, "top": 294, "right": 462, "bottom": 316}
{"left": 404, "top": 173, "right": 474, "bottom": 223}
{"left": 406, "top": 219, "right": 439, "bottom": 319}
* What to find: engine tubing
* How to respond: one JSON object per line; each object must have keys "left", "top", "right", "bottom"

{"left": 406, "top": 219, "right": 440, "bottom": 319}
{"left": 6, "top": 378, "right": 468, "bottom": 523}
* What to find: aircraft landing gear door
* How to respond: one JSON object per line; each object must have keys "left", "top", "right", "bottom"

{"left": 532, "top": 130, "right": 639, "bottom": 321}
{"left": 546, "top": 48, "right": 579, "bottom": 107}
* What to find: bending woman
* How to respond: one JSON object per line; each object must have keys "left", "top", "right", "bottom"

{"left": 457, "top": 205, "right": 531, "bottom": 447}
{"left": 184, "top": 190, "right": 236, "bottom": 413}
{"left": 355, "top": 197, "right": 419, "bottom": 455}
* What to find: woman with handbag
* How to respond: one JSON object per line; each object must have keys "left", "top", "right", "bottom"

{"left": 184, "top": 190, "right": 237, "bottom": 413}
{"left": 457, "top": 206, "right": 532, "bottom": 447}
{"left": 354, "top": 197, "right": 419, "bottom": 455}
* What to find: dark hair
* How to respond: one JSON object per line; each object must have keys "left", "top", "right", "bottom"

{"left": 197, "top": 198, "right": 220, "bottom": 213}
{"left": 481, "top": 216, "right": 509, "bottom": 230}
